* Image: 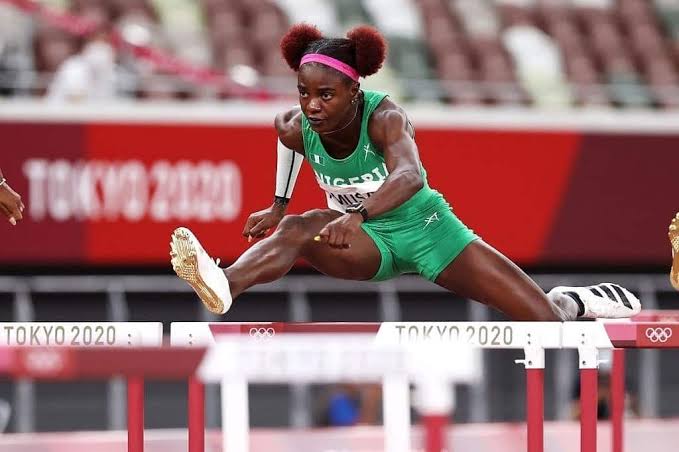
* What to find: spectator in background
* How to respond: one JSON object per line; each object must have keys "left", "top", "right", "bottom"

{"left": 318, "top": 384, "right": 381, "bottom": 427}
{"left": 0, "top": 168, "right": 24, "bottom": 226}
{"left": 46, "top": 30, "right": 118, "bottom": 103}
{"left": 570, "top": 349, "right": 639, "bottom": 420}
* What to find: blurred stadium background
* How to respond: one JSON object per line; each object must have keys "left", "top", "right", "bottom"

{"left": 1, "top": 0, "right": 679, "bottom": 449}
{"left": 0, "top": 0, "right": 679, "bottom": 104}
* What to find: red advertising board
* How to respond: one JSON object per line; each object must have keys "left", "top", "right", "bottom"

{"left": 1, "top": 120, "right": 677, "bottom": 267}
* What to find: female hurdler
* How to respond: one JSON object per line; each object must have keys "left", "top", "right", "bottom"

{"left": 170, "top": 24, "right": 641, "bottom": 320}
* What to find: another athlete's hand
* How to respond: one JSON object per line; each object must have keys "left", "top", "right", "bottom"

{"left": 0, "top": 180, "right": 24, "bottom": 226}
{"left": 243, "top": 204, "right": 286, "bottom": 241}
{"left": 316, "top": 213, "right": 363, "bottom": 249}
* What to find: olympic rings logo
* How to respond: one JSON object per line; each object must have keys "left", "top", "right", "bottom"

{"left": 249, "top": 327, "right": 275, "bottom": 339}
{"left": 645, "top": 327, "right": 673, "bottom": 343}
{"left": 23, "top": 349, "right": 66, "bottom": 375}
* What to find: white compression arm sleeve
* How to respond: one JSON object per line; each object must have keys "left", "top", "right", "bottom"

{"left": 275, "top": 139, "right": 303, "bottom": 200}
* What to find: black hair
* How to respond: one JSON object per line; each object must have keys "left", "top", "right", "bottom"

{"left": 280, "top": 23, "right": 387, "bottom": 79}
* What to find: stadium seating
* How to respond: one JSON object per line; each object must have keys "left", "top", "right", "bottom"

{"left": 0, "top": 0, "right": 677, "bottom": 107}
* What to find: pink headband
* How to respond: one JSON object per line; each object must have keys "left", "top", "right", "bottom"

{"left": 300, "top": 53, "right": 360, "bottom": 81}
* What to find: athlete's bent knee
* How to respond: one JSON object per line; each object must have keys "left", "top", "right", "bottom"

{"left": 276, "top": 214, "right": 305, "bottom": 233}
{"left": 275, "top": 215, "right": 313, "bottom": 243}
{"left": 300, "top": 209, "right": 333, "bottom": 221}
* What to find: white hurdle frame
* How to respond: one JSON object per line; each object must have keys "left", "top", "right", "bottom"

{"left": 197, "top": 335, "right": 483, "bottom": 452}
{"left": 0, "top": 322, "right": 163, "bottom": 452}
{"left": 171, "top": 321, "right": 563, "bottom": 452}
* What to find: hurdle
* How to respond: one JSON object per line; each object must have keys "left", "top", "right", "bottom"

{"left": 171, "top": 319, "right": 679, "bottom": 452}
{"left": 0, "top": 322, "right": 163, "bottom": 452}
{"left": 1, "top": 319, "right": 678, "bottom": 452}
{"left": 608, "top": 311, "right": 679, "bottom": 452}
{"left": 174, "top": 322, "right": 549, "bottom": 452}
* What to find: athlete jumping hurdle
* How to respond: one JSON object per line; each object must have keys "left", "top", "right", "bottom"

{"left": 170, "top": 24, "right": 642, "bottom": 320}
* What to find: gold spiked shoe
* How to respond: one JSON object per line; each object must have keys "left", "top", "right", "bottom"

{"left": 170, "top": 227, "right": 232, "bottom": 314}
{"left": 670, "top": 213, "right": 679, "bottom": 291}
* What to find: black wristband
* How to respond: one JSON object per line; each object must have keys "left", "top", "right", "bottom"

{"left": 274, "top": 196, "right": 289, "bottom": 207}
{"left": 358, "top": 205, "right": 369, "bottom": 221}
{"left": 346, "top": 204, "right": 369, "bottom": 221}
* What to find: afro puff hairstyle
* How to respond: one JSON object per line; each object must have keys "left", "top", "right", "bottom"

{"left": 280, "top": 23, "right": 387, "bottom": 79}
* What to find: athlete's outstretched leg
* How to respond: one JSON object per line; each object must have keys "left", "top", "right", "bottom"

{"left": 223, "top": 211, "right": 331, "bottom": 299}
{"left": 434, "top": 240, "right": 573, "bottom": 321}
{"left": 224, "top": 209, "right": 380, "bottom": 297}
{"left": 171, "top": 209, "right": 381, "bottom": 314}
{"left": 435, "top": 240, "right": 640, "bottom": 321}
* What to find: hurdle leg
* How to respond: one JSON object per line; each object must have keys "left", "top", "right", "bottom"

{"left": 579, "top": 347, "right": 599, "bottom": 452}
{"left": 526, "top": 368, "right": 544, "bottom": 452}
{"left": 127, "top": 376, "right": 145, "bottom": 452}
{"left": 415, "top": 379, "right": 453, "bottom": 452}
{"left": 382, "top": 375, "right": 411, "bottom": 452}
{"left": 423, "top": 414, "right": 448, "bottom": 452}
{"left": 611, "top": 349, "right": 625, "bottom": 452}
{"left": 188, "top": 376, "right": 205, "bottom": 452}
{"left": 222, "top": 377, "right": 249, "bottom": 452}
{"left": 520, "top": 346, "right": 545, "bottom": 452}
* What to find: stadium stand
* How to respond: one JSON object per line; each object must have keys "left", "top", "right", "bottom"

{"left": 0, "top": 0, "right": 678, "bottom": 107}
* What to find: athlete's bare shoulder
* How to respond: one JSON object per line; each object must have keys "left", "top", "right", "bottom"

{"left": 274, "top": 106, "right": 305, "bottom": 154}
{"left": 368, "top": 96, "right": 415, "bottom": 144}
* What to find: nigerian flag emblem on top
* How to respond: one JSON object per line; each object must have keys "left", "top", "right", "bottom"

{"left": 309, "top": 153, "right": 326, "bottom": 166}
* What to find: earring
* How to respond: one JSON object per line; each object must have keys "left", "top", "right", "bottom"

{"left": 351, "top": 97, "right": 357, "bottom": 105}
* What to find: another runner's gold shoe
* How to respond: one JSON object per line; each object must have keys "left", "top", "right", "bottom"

{"left": 170, "top": 227, "right": 232, "bottom": 314}
{"left": 670, "top": 213, "right": 679, "bottom": 291}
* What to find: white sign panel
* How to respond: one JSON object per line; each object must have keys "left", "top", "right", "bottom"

{"left": 198, "top": 335, "right": 481, "bottom": 384}
{"left": 0, "top": 322, "right": 163, "bottom": 347}
{"left": 376, "top": 322, "right": 562, "bottom": 348}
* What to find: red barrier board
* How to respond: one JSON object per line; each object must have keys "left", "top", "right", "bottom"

{"left": 1, "top": 121, "right": 677, "bottom": 267}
